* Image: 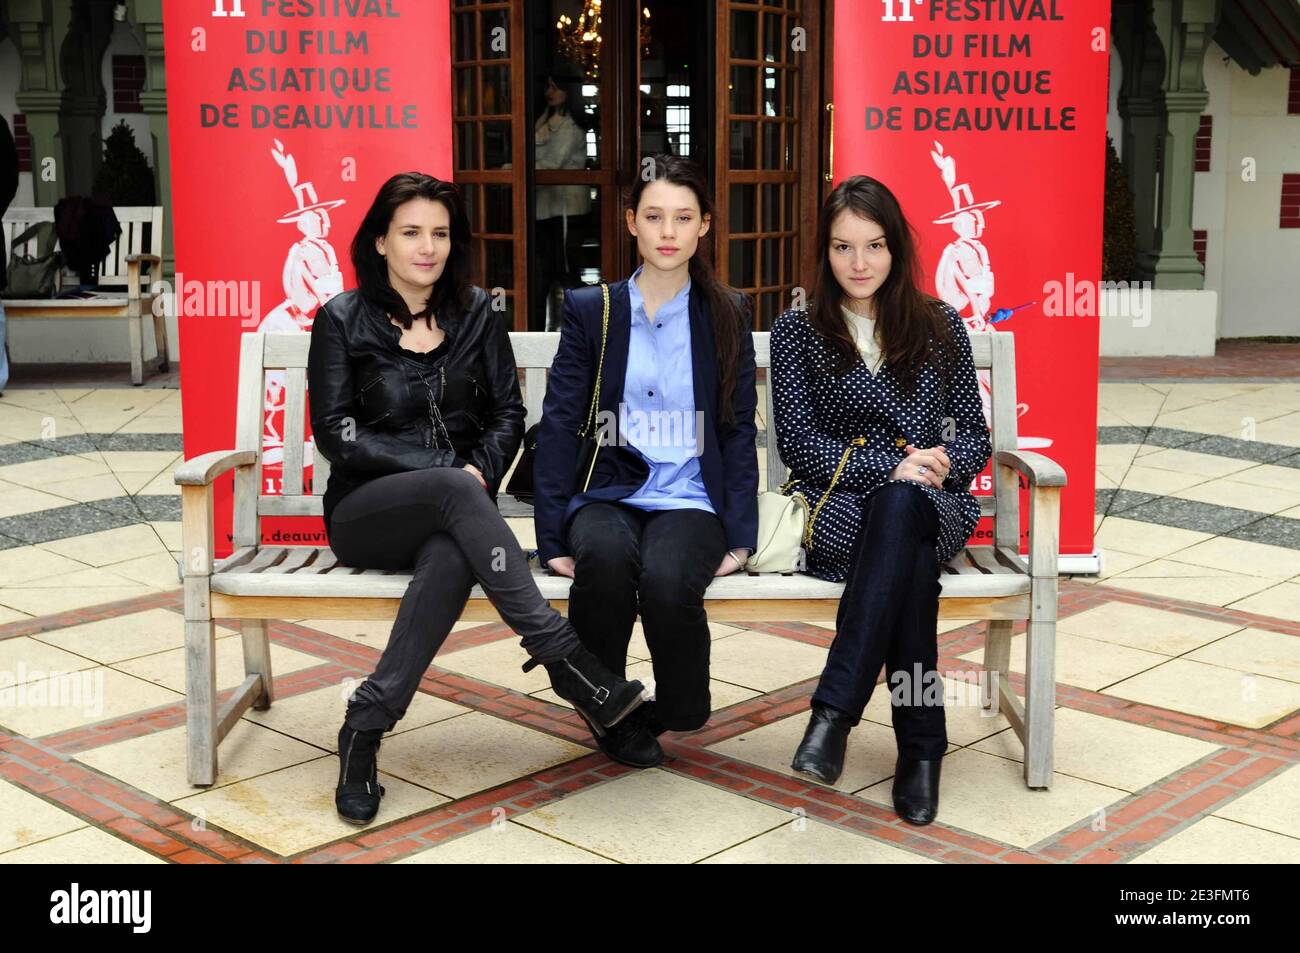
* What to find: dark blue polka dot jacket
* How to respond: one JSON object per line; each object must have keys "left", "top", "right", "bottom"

{"left": 769, "top": 304, "right": 992, "bottom": 582}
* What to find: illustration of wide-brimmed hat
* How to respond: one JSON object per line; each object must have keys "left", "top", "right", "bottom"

{"left": 277, "top": 180, "right": 346, "bottom": 223}
{"left": 933, "top": 195, "right": 1001, "bottom": 225}
{"left": 930, "top": 140, "right": 1000, "bottom": 224}
{"left": 271, "top": 138, "right": 345, "bottom": 223}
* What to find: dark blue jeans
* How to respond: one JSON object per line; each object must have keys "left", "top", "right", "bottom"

{"left": 566, "top": 502, "right": 727, "bottom": 732}
{"left": 812, "top": 481, "right": 947, "bottom": 760}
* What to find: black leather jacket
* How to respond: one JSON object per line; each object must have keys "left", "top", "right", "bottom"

{"left": 307, "top": 286, "right": 525, "bottom": 529}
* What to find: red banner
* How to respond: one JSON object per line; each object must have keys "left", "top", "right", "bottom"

{"left": 834, "top": 0, "right": 1109, "bottom": 559}
{"left": 164, "top": 0, "right": 451, "bottom": 557}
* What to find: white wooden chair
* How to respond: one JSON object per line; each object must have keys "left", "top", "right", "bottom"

{"left": 175, "top": 329, "right": 1065, "bottom": 788}
{"left": 2, "top": 206, "right": 166, "bottom": 385}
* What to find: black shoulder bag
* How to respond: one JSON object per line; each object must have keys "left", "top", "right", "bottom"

{"left": 507, "top": 282, "right": 609, "bottom": 504}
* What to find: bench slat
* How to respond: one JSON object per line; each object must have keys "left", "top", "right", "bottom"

{"left": 258, "top": 495, "right": 324, "bottom": 517}
{"left": 243, "top": 547, "right": 290, "bottom": 573}
{"left": 282, "top": 367, "right": 306, "bottom": 495}
{"left": 263, "top": 547, "right": 316, "bottom": 574}
{"left": 211, "top": 550, "right": 1030, "bottom": 600}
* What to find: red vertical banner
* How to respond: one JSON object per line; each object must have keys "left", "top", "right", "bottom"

{"left": 833, "top": 0, "right": 1109, "bottom": 560}
{"left": 164, "top": 0, "right": 451, "bottom": 557}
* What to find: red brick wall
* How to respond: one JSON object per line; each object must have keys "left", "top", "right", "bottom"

{"left": 13, "top": 114, "right": 33, "bottom": 173}
{"left": 1194, "top": 114, "right": 1212, "bottom": 173}
{"left": 1283, "top": 174, "right": 1300, "bottom": 229}
{"left": 112, "top": 55, "right": 147, "bottom": 114}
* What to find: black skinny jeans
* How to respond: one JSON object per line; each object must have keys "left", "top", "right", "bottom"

{"left": 566, "top": 502, "right": 727, "bottom": 731}
{"left": 327, "top": 466, "right": 580, "bottom": 732}
{"left": 813, "top": 481, "right": 948, "bottom": 760}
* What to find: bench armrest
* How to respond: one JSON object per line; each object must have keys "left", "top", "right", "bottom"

{"left": 175, "top": 449, "right": 257, "bottom": 486}
{"left": 126, "top": 255, "right": 161, "bottom": 301}
{"left": 996, "top": 449, "right": 1067, "bottom": 488}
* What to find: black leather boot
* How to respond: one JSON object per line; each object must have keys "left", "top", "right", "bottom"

{"left": 892, "top": 755, "right": 942, "bottom": 825}
{"left": 576, "top": 706, "right": 664, "bottom": 769}
{"left": 790, "top": 702, "right": 855, "bottom": 784}
{"left": 524, "top": 643, "right": 645, "bottom": 729}
{"left": 336, "top": 723, "right": 386, "bottom": 825}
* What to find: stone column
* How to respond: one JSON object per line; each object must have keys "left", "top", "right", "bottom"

{"left": 9, "top": 1, "right": 61, "bottom": 206}
{"left": 1114, "top": 1, "right": 1165, "bottom": 271}
{"left": 1145, "top": 0, "right": 1220, "bottom": 290}
{"left": 135, "top": 2, "right": 174, "bottom": 277}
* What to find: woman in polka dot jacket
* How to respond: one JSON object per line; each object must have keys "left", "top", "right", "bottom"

{"left": 770, "top": 175, "right": 991, "bottom": 825}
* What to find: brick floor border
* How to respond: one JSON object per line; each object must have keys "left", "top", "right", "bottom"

{"left": 1, "top": 579, "right": 1298, "bottom": 863}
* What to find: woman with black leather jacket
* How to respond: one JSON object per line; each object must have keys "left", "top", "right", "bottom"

{"left": 308, "top": 172, "right": 645, "bottom": 826}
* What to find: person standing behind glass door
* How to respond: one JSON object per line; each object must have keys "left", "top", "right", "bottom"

{"left": 533, "top": 74, "right": 592, "bottom": 330}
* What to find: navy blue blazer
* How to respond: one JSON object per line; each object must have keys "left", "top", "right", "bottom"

{"left": 533, "top": 279, "right": 759, "bottom": 563}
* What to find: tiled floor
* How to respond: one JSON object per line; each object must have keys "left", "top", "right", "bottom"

{"left": 1, "top": 372, "right": 1299, "bottom": 863}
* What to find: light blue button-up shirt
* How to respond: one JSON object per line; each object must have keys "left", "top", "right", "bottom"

{"left": 619, "top": 266, "right": 715, "bottom": 514}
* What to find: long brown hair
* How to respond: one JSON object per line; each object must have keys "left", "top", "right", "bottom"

{"left": 629, "top": 154, "right": 747, "bottom": 424}
{"left": 809, "top": 175, "right": 953, "bottom": 393}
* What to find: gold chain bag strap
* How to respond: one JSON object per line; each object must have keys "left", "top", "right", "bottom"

{"left": 574, "top": 282, "right": 610, "bottom": 493}
{"left": 745, "top": 436, "right": 864, "bottom": 573}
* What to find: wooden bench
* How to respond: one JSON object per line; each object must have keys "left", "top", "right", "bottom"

{"left": 2, "top": 206, "right": 167, "bottom": 385}
{"left": 176, "top": 328, "right": 1066, "bottom": 789}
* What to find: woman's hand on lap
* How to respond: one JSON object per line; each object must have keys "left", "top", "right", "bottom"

{"left": 891, "top": 444, "right": 948, "bottom": 488}
{"left": 462, "top": 463, "right": 487, "bottom": 490}
{"left": 547, "top": 556, "right": 576, "bottom": 578}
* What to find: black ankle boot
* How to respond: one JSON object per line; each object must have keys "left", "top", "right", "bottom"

{"left": 790, "top": 703, "right": 855, "bottom": 784}
{"left": 892, "top": 755, "right": 942, "bottom": 825}
{"left": 523, "top": 644, "right": 644, "bottom": 729}
{"left": 336, "top": 723, "right": 386, "bottom": 825}
{"left": 576, "top": 706, "right": 664, "bottom": 769}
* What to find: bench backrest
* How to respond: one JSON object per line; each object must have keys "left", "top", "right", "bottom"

{"left": 232, "top": 328, "right": 1020, "bottom": 550}
{"left": 2, "top": 206, "right": 164, "bottom": 290}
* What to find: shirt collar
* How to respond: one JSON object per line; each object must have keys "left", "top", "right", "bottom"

{"left": 628, "top": 264, "right": 692, "bottom": 322}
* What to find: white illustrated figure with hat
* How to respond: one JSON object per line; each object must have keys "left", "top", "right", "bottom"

{"left": 930, "top": 140, "right": 1051, "bottom": 450}
{"left": 257, "top": 139, "right": 347, "bottom": 469}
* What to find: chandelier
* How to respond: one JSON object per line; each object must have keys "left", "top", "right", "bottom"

{"left": 555, "top": 2, "right": 651, "bottom": 82}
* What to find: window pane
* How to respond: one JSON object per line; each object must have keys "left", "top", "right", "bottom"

{"left": 785, "top": 67, "right": 797, "bottom": 118}
{"left": 460, "top": 183, "right": 480, "bottom": 231}
{"left": 729, "top": 121, "right": 755, "bottom": 168}
{"left": 455, "top": 122, "right": 478, "bottom": 170}
{"left": 485, "top": 239, "right": 514, "bottom": 287}
{"left": 761, "top": 183, "right": 782, "bottom": 232}
{"left": 455, "top": 68, "right": 477, "bottom": 116}
{"left": 761, "top": 237, "right": 780, "bottom": 287}
{"left": 762, "top": 122, "right": 780, "bottom": 168}
{"left": 482, "top": 66, "right": 510, "bottom": 114}
{"left": 484, "top": 184, "right": 512, "bottom": 234}
{"left": 731, "top": 9, "right": 757, "bottom": 59}
{"left": 763, "top": 67, "right": 781, "bottom": 118}
{"left": 730, "top": 184, "right": 756, "bottom": 233}
{"left": 453, "top": 12, "right": 474, "bottom": 62}
{"left": 730, "top": 66, "right": 756, "bottom": 116}
{"left": 729, "top": 238, "right": 756, "bottom": 288}
{"left": 480, "top": 9, "right": 508, "bottom": 58}
{"left": 483, "top": 120, "right": 511, "bottom": 168}
{"left": 763, "top": 12, "right": 783, "bottom": 63}
{"left": 783, "top": 236, "right": 796, "bottom": 284}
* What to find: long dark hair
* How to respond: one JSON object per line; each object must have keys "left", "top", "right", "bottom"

{"left": 809, "top": 175, "right": 953, "bottom": 393}
{"left": 351, "top": 172, "right": 474, "bottom": 328}
{"left": 629, "top": 154, "right": 747, "bottom": 424}
{"left": 537, "top": 75, "right": 592, "bottom": 132}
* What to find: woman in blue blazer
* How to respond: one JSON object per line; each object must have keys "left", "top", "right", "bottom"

{"left": 533, "top": 154, "right": 759, "bottom": 768}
